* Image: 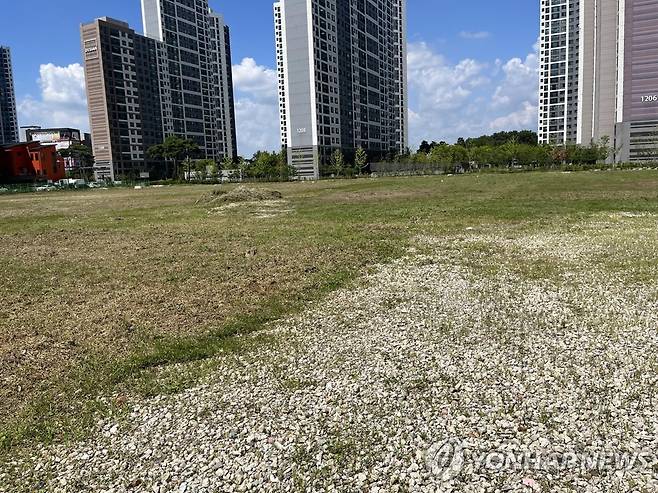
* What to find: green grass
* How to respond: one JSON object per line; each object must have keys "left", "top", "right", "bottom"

{"left": 1, "top": 170, "right": 657, "bottom": 454}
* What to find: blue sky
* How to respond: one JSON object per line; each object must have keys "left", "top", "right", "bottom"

{"left": 0, "top": 0, "right": 540, "bottom": 157}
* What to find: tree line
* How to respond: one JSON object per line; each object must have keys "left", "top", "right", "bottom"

{"left": 402, "top": 131, "right": 612, "bottom": 170}
{"left": 76, "top": 129, "right": 648, "bottom": 183}
{"left": 145, "top": 136, "right": 297, "bottom": 181}
{"left": 59, "top": 127, "right": 657, "bottom": 183}
{"left": 145, "top": 136, "right": 370, "bottom": 181}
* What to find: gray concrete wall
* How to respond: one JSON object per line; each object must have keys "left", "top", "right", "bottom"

{"left": 591, "top": 0, "right": 620, "bottom": 143}
{"left": 578, "top": 0, "right": 595, "bottom": 144}
{"left": 615, "top": 0, "right": 658, "bottom": 163}
{"left": 623, "top": 0, "right": 658, "bottom": 122}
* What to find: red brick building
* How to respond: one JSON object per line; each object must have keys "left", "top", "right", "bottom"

{"left": 0, "top": 142, "right": 65, "bottom": 184}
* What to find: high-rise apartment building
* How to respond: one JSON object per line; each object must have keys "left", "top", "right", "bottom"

{"left": 615, "top": 0, "right": 658, "bottom": 162}
{"left": 82, "top": 1, "right": 236, "bottom": 180}
{"left": 274, "top": 0, "right": 408, "bottom": 179}
{"left": 141, "top": 0, "right": 237, "bottom": 161}
{"left": 538, "top": 0, "right": 580, "bottom": 145}
{"left": 0, "top": 47, "right": 19, "bottom": 145}
{"left": 81, "top": 18, "right": 171, "bottom": 180}
{"left": 539, "top": 0, "right": 658, "bottom": 162}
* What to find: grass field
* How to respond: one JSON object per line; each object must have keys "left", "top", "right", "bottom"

{"left": 1, "top": 170, "right": 658, "bottom": 455}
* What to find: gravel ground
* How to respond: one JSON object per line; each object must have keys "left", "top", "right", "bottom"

{"left": 3, "top": 217, "right": 658, "bottom": 492}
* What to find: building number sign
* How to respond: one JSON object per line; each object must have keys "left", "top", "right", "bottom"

{"left": 641, "top": 95, "right": 658, "bottom": 103}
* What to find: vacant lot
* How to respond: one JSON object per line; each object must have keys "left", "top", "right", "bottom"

{"left": 1, "top": 172, "right": 658, "bottom": 482}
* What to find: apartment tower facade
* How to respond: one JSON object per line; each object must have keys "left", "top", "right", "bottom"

{"left": 82, "top": 1, "right": 236, "bottom": 180}
{"left": 538, "top": 0, "right": 580, "bottom": 145}
{"left": 615, "top": 0, "right": 658, "bottom": 161}
{"left": 0, "top": 47, "right": 19, "bottom": 145}
{"left": 81, "top": 18, "right": 170, "bottom": 180}
{"left": 141, "top": 0, "right": 237, "bottom": 161}
{"left": 539, "top": 0, "right": 658, "bottom": 161}
{"left": 274, "top": 0, "right": 408, "bottom": 179}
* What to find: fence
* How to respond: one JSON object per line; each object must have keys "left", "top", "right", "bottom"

{"left": 0, "top": 183, "right": 45, "bottom": 194}
{"left": 369, "top": 160, "right": 658, "bottom": 177}
{"left": 370, "top": 162, "right": 462, "bottom": 176}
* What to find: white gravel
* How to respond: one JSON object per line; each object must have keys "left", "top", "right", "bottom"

{"left": 2, "top": 216, "right": 658, "bottom": 492}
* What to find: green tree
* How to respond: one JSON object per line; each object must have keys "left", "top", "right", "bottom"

{"left": 194, "top": 159, "right": 216, "bottom": 181}
{"left": 273, "top": 149, "right": 295, "bottom": 181}
{"left": 515, "top": 144, "right": 536, "bottom": 167}
{"left": 59, "top": 144, "right": 95, "bottom": 180}
{"left": 597, "top": 136, "right": 611, "bottom": 163}
{"left": 247, "top": 151, "right": 280, "bottom": 179}
{"left": 236, "top": 157, "right": 247, "bottom": 180}
{"left": 517, "top": 130, "right": 539, "bottom": 146}
{"left": 354, "top": 147, "right": 368, "bottom": 174}
{"left": 500, "top": 139, "right": 521, "bottom": 167}
{"left": 330, "top": 149, "right": 345, "bottom": 177}
{"left": 412, "top": 151, "right": 429, "bottom": 165}
{"left": 221, "top": 155, "right": 235, "bottom": 170}
{"left": 469, "top": 146, "right": 494, "bottom": 167}
{"left": 418, "top": 140, "right": 434, "bottom": 154}
{"left": 529, "top": 145, "right": 552, "bottom": 167}
{"left": 147, "top": 136, "right": 199, "bottom": 179}
{"left": 430, "top": 143, "right": 453, "bottom": 165}
{"left": 207, "top": 159, "right": 219, "bottom": 180}
{"left": 464, "top": 130, "right": 538, "bottom": 148}
{"left": 451, "top": 145, "right": 469, "bottom": 166}
{"left": 551, "top": 145, "right": 569, "bottom": 166}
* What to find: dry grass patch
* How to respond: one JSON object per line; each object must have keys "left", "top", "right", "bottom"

{"left": 1, "top": 171, "right": 658, "bottom": 452}
{"left": 0, "top": 183, "right": 401, "bottom": 449}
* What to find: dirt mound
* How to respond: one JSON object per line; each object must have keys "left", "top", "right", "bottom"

{"left": 197, "top": 186, "right": 283, "bottom": 205}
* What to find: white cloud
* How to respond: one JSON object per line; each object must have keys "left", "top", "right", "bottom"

{"left": 488, "top": 43, "right": 539, "bottom": 131}
{"left": 490, "top": 101, "right": 537, "bottom": 131}
{"left": 39, "top": 64, "right": 86, "bottom": 104}
{"left": 407, "top": 41, "right": 539, "bottom": 148}
{"left": 232, "top": 57, "right": 277, "bottom": 102}
{"left": 491, "top": 51, "right": 539, "bottom": 109}
{"left": 408, "top": 42, "right": 489, "bottom": 112}
{"left": 234, "top": 99, "right": 281, "bottom": 157}
{"left": 459, "top": 31, "right": 491, "bottom": 40}
{"left": 232, "top": 57, "right": 280, "bottom": 157}
{"left": 17, "top": 63, "right": 89, "bottom": 131}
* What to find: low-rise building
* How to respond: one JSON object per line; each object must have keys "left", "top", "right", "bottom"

{"left": 19, "top": 125, "right": 41, "bottom": 143}
{"left": 0, "top": 142, "right": 65, "bottom": 183}
{"left": 25, "top": 127, "right": 91, "bottom": 173}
